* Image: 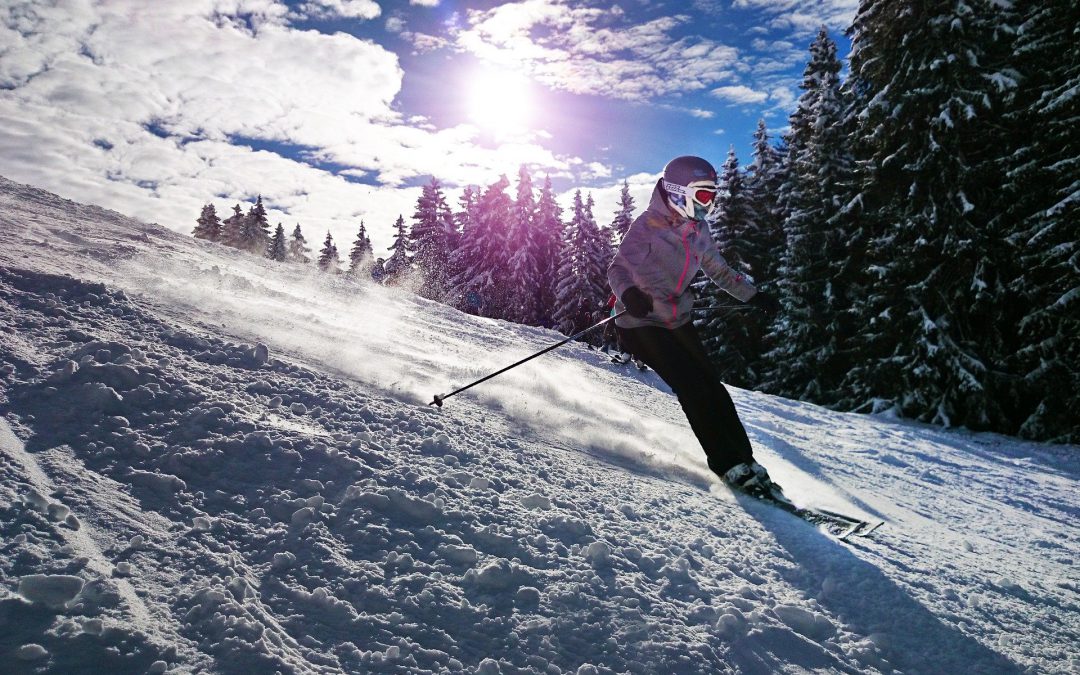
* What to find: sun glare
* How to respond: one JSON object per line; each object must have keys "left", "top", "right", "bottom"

{"left": 467, "top": 68, "right": 533, "bottom": 139}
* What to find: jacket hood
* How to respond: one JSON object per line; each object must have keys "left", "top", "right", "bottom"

{"left": 647, "top": 179, "right": 678, "bottom": 224}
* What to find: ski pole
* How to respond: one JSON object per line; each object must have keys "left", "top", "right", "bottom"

{"left": 430, "top": 310, "right": 628, "bottom": 407}
{"left": 692, "top": 304, "right": 757, "bottom": 314}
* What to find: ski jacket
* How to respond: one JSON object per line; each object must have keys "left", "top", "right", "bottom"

{"left": 608, "top": 179, "right": 758, "bottom": 330}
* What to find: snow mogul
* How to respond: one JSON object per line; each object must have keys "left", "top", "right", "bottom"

{"left": 608, "top": 155, "right": 782, "bottom": 494}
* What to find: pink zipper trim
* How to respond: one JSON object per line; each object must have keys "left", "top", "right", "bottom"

{"left": 672, "top": 222, "right": 694, "bottom": 321}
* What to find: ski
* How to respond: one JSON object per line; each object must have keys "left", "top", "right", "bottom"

{"left": 740, "top": 487, "right": 884, "bottom": 541}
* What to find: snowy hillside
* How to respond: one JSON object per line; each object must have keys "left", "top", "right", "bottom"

{"left": 0, "top": 174, "right": 1078, "bottom": 674}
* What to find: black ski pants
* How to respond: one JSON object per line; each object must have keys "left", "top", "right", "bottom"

{"left": 617, "top": 321, "right": 753, "bottom": 477}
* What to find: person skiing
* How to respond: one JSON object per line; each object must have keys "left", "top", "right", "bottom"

{"left": 607, "top": 155, "right": 781, "bottom": 494}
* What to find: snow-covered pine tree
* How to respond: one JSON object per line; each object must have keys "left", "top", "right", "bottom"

{"left": 841, "top": 0, "right": 1015, "bottom": 430}
{"left": 610, "top": 179, "right": 635, "bottom": 241}
{"left": 317, "top": 231, "right": 341, "bottom": 272}
{"left": 592, "top": 193, "right": 617, "bottom": 276}
{"left": 288, "top": 224, "right": 312, "bottom": 264}
{"left": 267, "top": 223, "right": 288, "bottom": 262}
{"left": 693, "top": 147, "right": 766, "bottom": 387}
{"left": 743, "top": 119, "right": 785, "bottom": 283}
{"left": 347, "top": 221, "right": 374, "bottom": 277}
{"left": 239, "top": 195, "right": 272, "bottom": 255}
{"left": 409, "top": 178, "right": 458, "bottom": 301}
{"left": 449, "top": 175, "right": 512, "bottom": 318}
{"left": 505, "top": 166, "right": 541, "bottom": 324}
{"left": 764, "top": 27, "right": 855, "bottom": 403}
{"left": 384, "top": 215, "right": 411, "bottom": 284}
{"left": 193, "top": 204, "right": 222, "bottom": 242}
{"left": 219, "top": 205, "right": 246, "bottom": 249}
{"left": 534, "top": 176, "right": 565, "bottom": 327}
{"left": 1001, "top": 0, "right": 1080, "bottom": 442}
{"left": 455, "top": 185, "right": 479, "bottom": 241}
{"left": 553, "top": 191, "right": 608, "bottom": 340}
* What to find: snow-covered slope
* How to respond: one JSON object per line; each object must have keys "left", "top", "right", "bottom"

{"left": 0, "top": 174, "right": 1077, "bottom": 674}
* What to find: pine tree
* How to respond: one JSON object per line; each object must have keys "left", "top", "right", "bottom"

{"left": 505, "top": 166, "right": 541, "bottom": 324}
{"left": 534, "top": 176, "right": 565, "bottom": 326}
{"left": 450, "top": 175, "right": 512, "bottom": 318}
{"left": 594, "top": 192, "right": 617, "bottom": 274}
{"left": 553, "top": 191, "right": 609, "bottom": 340}
{"left": 239, "top": 195, "right": 272, "bottom": 255}
{"left": 610, "top": 180, "right": 635, "bottom": 241}
{"left": 694, "top": 147, "right": 767, "bottom": 387}
{"left": 409, "top": 178, "right": 458, "bottom": 300}
{"left": 455, "top": 185, "right": 479, "bottom": 241}
{"left": 690, "top": 123, "right": 788, "bottom": 390}
{"left": 744, "top": 119, "right": 786, "bottom": 282}
{"left": 267, "top": 223, "right": 288, "bottom": 262}
{"left": 765, "top": 27, "right": 855, "bottom": 402}
{"left": 384, "top": 215, "right": 411, "bottom": 283}
{"left": 317, "top": 231, "right": 341, "bottom": 272}
{"left": 1001, "top": 0, "right": 1080, "bottom": 441}
{"left": 348, "top": 221, "right": 374, "bottom": 277}
{"left": 220, "top": 205, "right": 245, "bottom": 249}
{"left": 842, "top": 0, "right": 1015, "bottom": 430}
{"left": 288, "top": 224, "right": 312, "bottom": 263}
{"left": 193, "top": 204, "right": 222, "bottom": 242}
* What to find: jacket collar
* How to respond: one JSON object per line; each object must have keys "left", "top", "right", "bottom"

{"left": 646, "top": 179, "right": 680, "bottom": 227}
{"left": 647, "top": 178, "right": 699, "bottom": 230}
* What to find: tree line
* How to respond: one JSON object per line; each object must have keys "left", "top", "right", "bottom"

{"left": 192, "top": 0, "right": 1077, "bottom": 443}
{"left": 192, "top": 170, "right": 634, "bottom": 339}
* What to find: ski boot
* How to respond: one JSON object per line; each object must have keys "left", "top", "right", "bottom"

{"left": 723, "top": 461, "right": 786, "bottom": 502}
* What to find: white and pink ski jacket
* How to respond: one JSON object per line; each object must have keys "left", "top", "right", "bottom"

{"left": 608, "top": 179, "right": 758, "bottom": 330}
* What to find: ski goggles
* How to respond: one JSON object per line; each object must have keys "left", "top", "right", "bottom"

{"left": 663, "top": 179, "right": 718, "bottom": 207}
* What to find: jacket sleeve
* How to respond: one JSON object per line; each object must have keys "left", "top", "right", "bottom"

{"left": 700, "top": 234, "right": 758, "bottom": 302}
{"left": 607, "top": 220, "right": 650, "bottom": 299}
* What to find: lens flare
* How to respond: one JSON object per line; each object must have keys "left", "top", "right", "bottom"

{"left": 468, "top": 68, "right": 532, "bottom": 139}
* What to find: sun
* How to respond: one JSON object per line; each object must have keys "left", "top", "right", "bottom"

{"left": 467, "top": 68, "right": 533, "bottom": 139}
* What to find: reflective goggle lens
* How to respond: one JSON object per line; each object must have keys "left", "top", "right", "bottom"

{"left": 694, "top": 188, "right": 717, "bottom": 204}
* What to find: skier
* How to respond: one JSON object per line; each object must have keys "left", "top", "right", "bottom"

{"left": 608, "top": 155, "right": 781, "bottom": 495}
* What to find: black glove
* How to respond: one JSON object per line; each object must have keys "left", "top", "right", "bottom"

{"left": 748, "top": 291, "right": 780, "bottom": 317}
{"left": 621, "top": 286, "right": 654, "bottom": 318}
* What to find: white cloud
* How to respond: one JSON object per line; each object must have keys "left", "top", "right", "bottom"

{"left": 446, "top": 0, "right": 852, "bottom": 126}
{"left": 731, "top": 0, "right": 857, "bottom": 35}
{"left": 410, "top": 0, "right": 441, "bottom": 6}
{"left": 402, "top": 30, "right": 453, "bottom": 53}
{"left": 0, "top": 0, "right": 594, "bottom": 252}
{"left": 710, "top": 85, "right": 769, "bottom": 104}
{"left": 294, "top": 0, "right": 381, "bottom": 20}
{"left": 768, "top": 85, "right": 797, "bottom": 111}
{"left": 453, "top": 1, "right": 743, "bottom": 100}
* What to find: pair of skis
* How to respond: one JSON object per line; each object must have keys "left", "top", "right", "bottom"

{"left": 739, "top": 485, "right": 884, "bottom": 541}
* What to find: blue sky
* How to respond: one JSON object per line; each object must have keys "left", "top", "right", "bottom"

{"left": 0, "top": 0, "right": 855, "bottom": 251}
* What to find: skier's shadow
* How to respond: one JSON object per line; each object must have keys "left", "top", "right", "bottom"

{"left": 738, "top": 502, "right": 1024, "bottom": 674}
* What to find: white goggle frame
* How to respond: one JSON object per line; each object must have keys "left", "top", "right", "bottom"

{"left": 663, "top": 179, "right": 719, "bottom": 220}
